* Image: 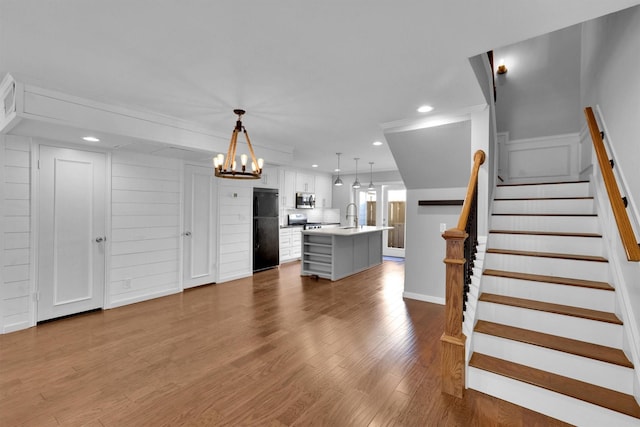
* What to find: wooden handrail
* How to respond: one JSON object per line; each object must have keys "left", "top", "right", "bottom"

{"left": 584, "top": 107, "right": 640, "bottom": 262}
{"left": 440, "top": 149, "right": 486, "bottom": 399}
{"left": 456, "top": 150, "right": 486, "bottom": 230}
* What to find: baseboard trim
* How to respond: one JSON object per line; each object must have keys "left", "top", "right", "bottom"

{"left": 107, "top": 287, "right": 181, "bottom": 309}
{"left": 403, "top": 291, "right": 445, "bottom": 305}
{"left": 2, "top": 320, "right": 32, "bottom": 334}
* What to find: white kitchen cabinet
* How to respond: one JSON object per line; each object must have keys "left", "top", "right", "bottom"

{"left": 279, "top": 169, "right": 296, "bottom": 208}
{"left": 279, "top": 227, "right": 303, "bottom": 263}
{"left": 258, "top": 165, "right": 279, "bottom": 189}
{"left": 314, "top": 173, "right": 332, "bottom": 208}
{"left": 291, "top": 228, "right": 302, "bottom": 258}
{"left": 295, "top": 171, "right": 315, "bottom": 193}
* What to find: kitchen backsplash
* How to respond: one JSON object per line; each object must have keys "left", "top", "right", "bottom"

{"left": 282, "top": 208, "right": 340, "bottom": 225}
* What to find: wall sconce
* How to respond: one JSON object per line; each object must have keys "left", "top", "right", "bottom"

{"left": 497, "top": 59, "right": 507, "bottom": 75}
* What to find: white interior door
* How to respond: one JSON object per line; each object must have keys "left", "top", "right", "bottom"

{"left": 183, "top": 164, "right": 217, "bottom": 288}
{"left": 38, "top": 146, "right": 106, "bottom": 321}
{"left": 382, "top": 185, "right": 406, "bottom": 258}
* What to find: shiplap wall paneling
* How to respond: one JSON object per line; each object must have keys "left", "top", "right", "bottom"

{"left": 218, "top": 182, "right": 252, "bottom": 282}
{"left": 2, "top": 135, "right": 32, "bottom": 332}
{"left": 109, "top": 152, "right": 182, "bottom": 307}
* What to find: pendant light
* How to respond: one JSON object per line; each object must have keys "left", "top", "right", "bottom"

{"left": 352, "top": 158, "right": 361, "bottom": 189}
{"left": 367, "top": 162, "right": 375, "bottom": 192}
{"left": 333, "top": 152, "right": 343, "bottom": 186}
{"left": 213, "top": 109, "right": 263, "bottom": 179}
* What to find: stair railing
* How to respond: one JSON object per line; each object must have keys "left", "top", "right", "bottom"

{"left": 441, "top": 149, "right": 486, "bottom": 398}
{"left": 584, "top": 107, "right": 640, "bottom": 262}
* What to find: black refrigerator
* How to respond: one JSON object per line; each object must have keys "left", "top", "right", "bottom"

{"left": 253, "top": 188, "right": 280, "bottom": 272}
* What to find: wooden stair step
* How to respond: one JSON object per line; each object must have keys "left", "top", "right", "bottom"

{"left": 469, "top": 353, "right": 640, "bottom": 419}
{"left": 479, "top": 293, "right": 622, "bottom": 324}
{"left": 474, "top": 320, "right": 632, "bottom": 368}
{"left": 489, "top": 229, "right": 602, "bottom": 238}
{"left": 483, "top": 269, "right": 613, "bottom": 291}
{"left": 487, "top": 248, "right": 608, "bottom": 263}
{"left": 492, "top": 213, "right": 597, "bottom": 217}
{"left": 497, "top": 180, "right": 590, "bottom": 187}
{"left": 494, "top": 197, "right": 594, "bottom": 201}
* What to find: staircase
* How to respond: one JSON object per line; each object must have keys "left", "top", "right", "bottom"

{"left": 467, "top": 180, "right": 640, "bottom": 426}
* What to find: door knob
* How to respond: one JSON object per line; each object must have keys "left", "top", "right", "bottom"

{"left": 95, "top": 236, "right": 105, "bottom": 243}
{"left": 184, "top": 231, "right": 192, "bottom": 237}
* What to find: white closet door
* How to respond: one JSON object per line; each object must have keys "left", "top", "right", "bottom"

{"left": 183, "top": 164, "right": 217, "bottom": 288}
{"left": 38, "top": 146, "right": 106, "bottom": 321}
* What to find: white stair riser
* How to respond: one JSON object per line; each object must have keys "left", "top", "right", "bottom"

{"left": 493, "top": 199, "right": 595, "bottom": 215}
{"left": 488, "top": 234, "right": 604, "bottom": 257}
{"left": 468, "top": 367, "right": 640, "bottom": 427}
{"left": 481, "top": 276, "right": 615, "bottom": 312}
{"left": 477, "top": 301, "right": 623, "bottom": 348}
{"left": 495, "top": 182, "right": 591, "bottom": 199}
{"left": 490, "top": 215, "right": 600, "bottom": 234}
{"left": 474, "top": 334, "right": 634, "bottom": 394}
{"left": 484, "top": 253, "right": 609, "bottom": 282}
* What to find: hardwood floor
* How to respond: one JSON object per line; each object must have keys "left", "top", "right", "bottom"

{"left": 0, "top": 261, "right": 569, "bottom": 426}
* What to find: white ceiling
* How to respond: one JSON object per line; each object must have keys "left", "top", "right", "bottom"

{"left": 1, "top": 0, "right": 638, "bottom": 173}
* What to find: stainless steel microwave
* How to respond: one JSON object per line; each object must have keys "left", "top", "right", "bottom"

{"left": 295, "top": 192, "right": 315, "bottom": 209}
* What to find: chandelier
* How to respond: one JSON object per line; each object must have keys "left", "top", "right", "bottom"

{"left": 213, "top": 109, "right": 263, "bottom": 179}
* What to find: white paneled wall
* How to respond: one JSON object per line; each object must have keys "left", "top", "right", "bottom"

{"left": 503, "top": 133, "right": 580, "bottom": 184}
{"left": 218, "top": 182, "right": 252, "bottom": 282}
{"left": 2, "top": 135, "right": 32, "bottom": 332}
{"left": 109, "top": 152, "right": 182, "bottom": 307}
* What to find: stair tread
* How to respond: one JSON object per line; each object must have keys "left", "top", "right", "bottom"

{"left": 474, "top": 320, "right": 632, "bottom": 368}
{"left": 479, "top": 293, "right": 622, "bottom": 324}
{"left": 494, "top": 197, "right": 594, "bottom": 201}
{"left": 483, "top": 269, "right": 613, "bottom": 291}
{"left": 490, "top": 229, "right": 602, "bottom": 238}
{"left": 497, "top": 180, "right": 590, "bottom": 187}
{"left": 487, "top": 248, "right": 608, "bottom": 263}
{"left": 492, "top": 213, "right": 597, "bottom": 217}
{"left": 469, "top": 353, "right": 640, "bottom": 419}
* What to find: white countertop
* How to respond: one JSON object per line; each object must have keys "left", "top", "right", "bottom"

{"left": 301, "top": 226, "right": 393, "bottom": 236}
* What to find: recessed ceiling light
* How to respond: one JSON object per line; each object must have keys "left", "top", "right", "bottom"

{"left": 372, "top": 141, "right": 383, "bottom": 146}
{"left": 312, "top": 164, "right": 318, "bottom": 168}
{"left": 82, "top": 136, "right": 100, "bottom": 142}
{"left": 417, "top": 105, "right": 434, "bottom": 113}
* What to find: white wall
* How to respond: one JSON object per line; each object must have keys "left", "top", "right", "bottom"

{"left": 502, "top": 133, "right": 581, "bottom": 184}
{"left": 581, "top": 5, "right": 640, "bottom": 217}
{"left": 580, "top": 4, "right": 640, "bottom": 384}
{"left": 1, "top": 135, "right": 32, "bottom": 332}
{"left": 109, "top": 152, "right": 182, "bottom": 308}
{"left": 217, "top": 181, "right": 253, "bottom": 282}
{"left": 404, "top": 188, "right": 466, "bottom": 303}
{"left": 495, "top": 24, "right": 582, "bottom": 140}
{"left": 0, "top": 140, "right": 188, "bottom": 331}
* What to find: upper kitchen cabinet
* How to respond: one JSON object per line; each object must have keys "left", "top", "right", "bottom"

{"left": 314, "top": 174, "right": 332, "bottom": 208}
{"left": 279, "top": 169, "right": 296, "bottom": 208}
{"left": 295, "top": 172, "right": 315, "bottom": 193}
{"left": 258, "top": 165, "right": 279, "bottom": 189}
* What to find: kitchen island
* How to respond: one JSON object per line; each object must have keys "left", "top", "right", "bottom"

{"left": 300, "top": 226, "right": 392, "bottom": 281}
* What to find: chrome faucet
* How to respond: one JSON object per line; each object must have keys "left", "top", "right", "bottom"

{"left": 345, "top": 203, "right": 358, "bottom": 227}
